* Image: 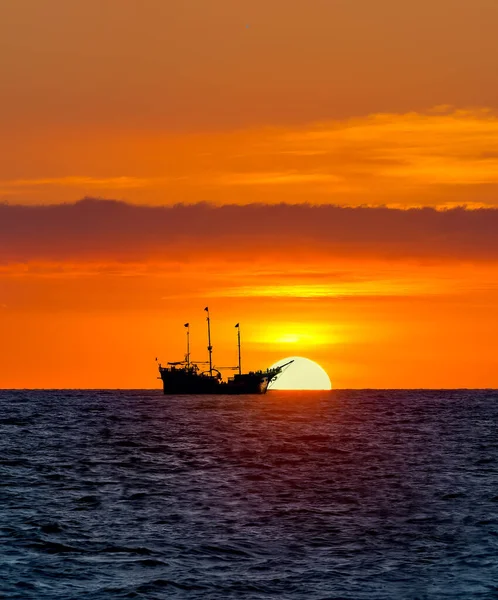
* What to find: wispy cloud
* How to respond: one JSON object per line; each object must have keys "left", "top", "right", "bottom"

{"left": 275, "top": 108, "right": 498, "bottom": 191}
{"left": 209, "top": 108, "right": 498, "bottom": 205}
{"left": 3, "top": 108, "right": 498, "bottom": 208}
{"left": 0, "top": 176, "right": 162, "bottom": 190}
{"left": 212, "top": 281, "right": 448, "bottom": 299}
{"left": 217, "top": 171, "right": 342, "bottom": 186}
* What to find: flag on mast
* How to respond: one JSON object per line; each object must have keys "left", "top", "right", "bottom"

{"left": 235, "top": 323, "right": 239, "bottom": 328}
{"left": 184, "top": 323, "right": 189, "bottom": 327}
{"left": 204, "top": 307, "right": 209, "bottom": 312}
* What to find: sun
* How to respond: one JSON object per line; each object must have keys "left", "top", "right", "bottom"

{"left": 269, "top": 356, "right": 332, "bottom": 390}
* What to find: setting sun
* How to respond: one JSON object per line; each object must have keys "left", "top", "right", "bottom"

{"left": 269, "top": 356, "right": 332, "bottom": 390}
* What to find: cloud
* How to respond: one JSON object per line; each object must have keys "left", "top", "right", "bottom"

{"left": 212, "top": 281, "right": 448, "bottom": 299}
{"left": 217, "top": 172, "right": 342, "bottom": 186}
{"left": 0, "top": 176, "right": 162, "bottom": 190}
{"left": 276, "top": 108, "right": 498, "bottom": 189}
{"left": 3, "top": 108, "right": 498, "bottom": 208}
{"left": 2, "top": 198, "right": 498, "bottom": 265}
{"left": 192, "top": 108, "right": 498, "bottom": 199}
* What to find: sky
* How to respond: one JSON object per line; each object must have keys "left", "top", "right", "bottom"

{"left": 1, "top": 0, "right": 498, "bottom": 388}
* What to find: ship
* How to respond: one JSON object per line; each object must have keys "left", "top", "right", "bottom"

{"left": 157, "top": 307, "right": 293, "bottom": 395}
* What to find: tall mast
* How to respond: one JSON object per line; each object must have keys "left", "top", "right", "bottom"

{"left": 235, "top": 323, "right": 241, "bottom": 375}
{"left": 184, "top": 322, "right": 190, "bottom": 369}
{"left": 204, "top": 307, "right": 213, "bottom": 376}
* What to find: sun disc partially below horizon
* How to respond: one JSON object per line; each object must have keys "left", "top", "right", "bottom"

{"left": 269, "top": 356, "right": 332, "bottom": 390}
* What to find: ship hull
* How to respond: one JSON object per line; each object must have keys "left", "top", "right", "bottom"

{"left": 159, "top": 369, "right": 270, "bottom": 395}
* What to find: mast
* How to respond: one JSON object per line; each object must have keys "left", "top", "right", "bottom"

{"left": 204, "top": 307, "right": 213, "bottom": 376}
{"left": 184, "top": 322, "right": 190, "bottom": 369}
{"left": 235, "top": 323, "right": 241, "bottom": 375}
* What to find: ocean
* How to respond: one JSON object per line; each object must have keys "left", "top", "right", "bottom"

{"left": 1, "top": 389, "right": 498, "bottom": 599}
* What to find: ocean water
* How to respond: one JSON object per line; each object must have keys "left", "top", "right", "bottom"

{"left": 2, "top": 390, "right": 498, "bottom": 599}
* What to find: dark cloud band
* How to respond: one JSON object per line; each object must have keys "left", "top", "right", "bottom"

{"left": 1, "top": 198, "right": 498, "bottom": 263}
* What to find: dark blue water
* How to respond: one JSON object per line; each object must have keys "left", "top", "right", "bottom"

{"left": 2, "top": 390, "right": 498, "bottom": 599}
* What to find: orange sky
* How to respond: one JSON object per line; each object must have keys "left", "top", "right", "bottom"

{"left": 1, "top": 0, "right": 498, "bottom": 388}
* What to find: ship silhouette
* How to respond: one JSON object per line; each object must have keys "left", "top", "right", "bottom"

{"left": 158, "top": 308, "right": 293, "bottom": 395}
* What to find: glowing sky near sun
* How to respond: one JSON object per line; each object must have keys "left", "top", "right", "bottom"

{"left": 1, "top": 0, "right": 498, "bottom": 388}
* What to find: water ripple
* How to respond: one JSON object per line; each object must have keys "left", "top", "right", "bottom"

{"left": 2, "top": 389, "right": 498, "bottom": 598}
